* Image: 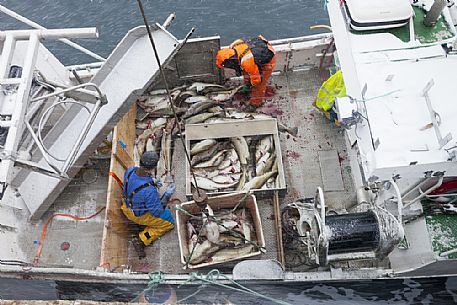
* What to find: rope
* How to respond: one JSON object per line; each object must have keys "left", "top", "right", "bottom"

{"left": 34, "top": 207, "right": 106, "bottom": 264}
{"left": 130, "top": 271, "right": 164, "bottom": 303}
{"left": 362, "top": 89, "right": 402, "bottom": 102}
{"left": 177, "top": 269, "right": 293, "bottom": 305}
{"left": 175, "top": 191, "right": 265, "bottom": 266}
{"left": 109, "top": 171, "right": 124, "bottom": 188}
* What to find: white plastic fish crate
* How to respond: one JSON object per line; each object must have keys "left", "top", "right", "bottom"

{"left": 184, "top": 118, "right": 286, "bottom": 197}
{"left": 176, "top": 192, "right": 265, "bottom": 269}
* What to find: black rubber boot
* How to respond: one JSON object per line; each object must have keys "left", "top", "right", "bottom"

{"left": 130, "top": 232, "right": 146, "bottom": 259}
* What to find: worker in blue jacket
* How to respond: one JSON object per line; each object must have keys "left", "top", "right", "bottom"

{"left": 122, "top": 151, "right": 176, "bottom": 250}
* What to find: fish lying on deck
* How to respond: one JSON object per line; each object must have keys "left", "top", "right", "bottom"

{"left": 206, "top": 85, "right": 243, "bottom": 102}
{"left": 182, "top": 99, "right": 219, "bottom": 119}
{"left": 185, "top": 112, "right": 220, "bottom": 124}
{"left": 187, "top": 82, "right": 226, "bottom": 94}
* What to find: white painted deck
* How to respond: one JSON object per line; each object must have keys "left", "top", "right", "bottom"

{"left": 328, "top": 0, "right": 457, "bottom": 181}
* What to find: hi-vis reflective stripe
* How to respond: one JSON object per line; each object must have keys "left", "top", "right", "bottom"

{"left": 241, "top": 52, "right": 253, "bottom": 64}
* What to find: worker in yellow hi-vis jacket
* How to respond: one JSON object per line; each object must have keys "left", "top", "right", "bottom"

{"left": 314, "top": 70, "right": 346, "bottom": 125}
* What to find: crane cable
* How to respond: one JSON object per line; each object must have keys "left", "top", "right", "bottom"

{"left": 135, "top": 0, "right": 202, "bottom": 196}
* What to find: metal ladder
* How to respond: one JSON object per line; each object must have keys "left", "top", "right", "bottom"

{"left": 0, "top": 28, "right": 105, "bottom": 199}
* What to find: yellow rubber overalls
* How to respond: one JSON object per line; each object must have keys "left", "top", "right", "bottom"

{"left": 122, "top": 169, "right": 174, "bottom": 246}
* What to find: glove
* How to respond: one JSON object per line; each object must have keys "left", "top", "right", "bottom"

{"left": 241, "top": 84, "right": 252, "bottom": 93}
{"left": 161, "top": 182, "right": 176, "bottom": 207}
{"left": 152, "top": 178, "right": 162, "bottom": 188}
{"left": 164, "top": 182, "right": 176, "bottom": 198}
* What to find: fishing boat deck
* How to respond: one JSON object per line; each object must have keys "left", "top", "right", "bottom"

{"left": 122, "top": 67, "right": 356, "bottom": 273}
{"left": 13, "top": 67, "right": 356, "bottom": 274}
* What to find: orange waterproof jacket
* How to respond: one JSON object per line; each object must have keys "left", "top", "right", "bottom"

{"left": 230, "top": 35, "right": 275, "bottom": 86}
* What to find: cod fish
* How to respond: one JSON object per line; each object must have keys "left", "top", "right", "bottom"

{"left": 136, "top": 117, "right": 167, "bottom": 130}
{"left": 207, "top": 106, "right": 224, "bottom": 113}
{"left": 212, "top": 172, "right": 242, "bottom": 184}
{"left": 225, "top": 110, "right": 299, "bottom": 136}
{"left": 219, "top": 160, "right": 241, "bottom": 175}
{"left": 242, "top": 169, "right": 278, "bottom": 191}
{"left": 202, "top": 206, "right": 220, "bottom": 244}
{"left": 209, "top": 244, "right": 255, "bottom": 264}
{"left": 255, "top": 135, "right": 273, "bottom": 162}
{"left": 133, "top": 144, "right": 140, "bottom": 165}
{"left": 191, "top": 139, "right": 217, "bottom": 155}
{"left": 231, "top": 137, "right": 250, "bottom": 165}
{"left": 236, "top": 167, "right": 247, "bottom": 191}
{"left": 137, "top": 90, "right": 181, "bottom": 109}
{"left": 192, "top": 176, "right": 239, "bottom": 191}
{"left": 191, "top": 143, "right": 220, "bottom": 165}
{"left": 183, "top": 95, "right": 212, "bottom": 104}
{"left": 182, "top": 99, "right": 218, "bottom": 119}
{"left": 185, "top": 112, "right": 220, "bottom": 125}
{"left": 261, "top": 175, "right": 279, "bottom": 189}
{"left": 256, "top": 152, "right": 275, "bottom": 176}
{"left": 194, "top": 150, "right": 227, "bottom": 168}
{"left": 217, "top": 220, "right": 239, "bottom": 233}
{"left": 187, "top": 82, "right": 225, "bottom": 94}
{"left": 187, "top": 222, "right": 197, "bottom": 239}
{"left": 189, "top": 240, "right": 221, "bottom": 265}
{"left": 193, "top": 167, "right": 220, "bottom": 179}
{"left": 206, "top": 85, "right": 243, "bottom": 102}
{"left": 217, "top": 234, "right": 244, "bottom": 247}
{"left": 176, "top": 90, "right": 197, "bottom": 105}
{"left": 240, "top": 209, "right": 253, "bottom": 242}
{"left": 136, "top": 127, "right": 163, "bottom": 157}
{"left": 156, "top": 130, "right": 172, "bottom": 179}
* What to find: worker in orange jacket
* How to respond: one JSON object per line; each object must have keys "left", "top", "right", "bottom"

{"left": 216, "top": 35, "right": 276, "bottom": 109}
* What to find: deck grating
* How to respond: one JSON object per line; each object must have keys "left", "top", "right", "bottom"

{"left": 318, "top": 150, "right": 345, "bottom": 192}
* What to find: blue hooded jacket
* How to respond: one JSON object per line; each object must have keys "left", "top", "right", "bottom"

{"left": 123, "top": 167, "right": 174, "bottom": 224}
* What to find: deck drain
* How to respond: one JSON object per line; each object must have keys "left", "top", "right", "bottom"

{"left": 82, "top": 168, "right": 98, "bottom": 184}
{"left": 60, "top": 241, "right": 70, "bottom": 251}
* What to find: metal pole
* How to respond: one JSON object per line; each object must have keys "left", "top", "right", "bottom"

{"left": 0, "top": 5, "right": 105, "bottom": 61}
{"left": 24, "top": 120, "right": 62, "bottom": 175}
{"left": 424, "top": 0, "right": 447, "bottom": 27}
{"left": 0, "top": 28, "right": 99, "bottom": 41}
{"left": 61, "top": 99, "right": 104, "bottom": 172}
{"left": 162, "top": 13, "right": 176, "bottom": 29}
{"left": 135, "top": 0, "right": 202, "bottom": 196}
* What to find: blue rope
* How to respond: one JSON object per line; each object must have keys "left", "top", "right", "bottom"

{"left": 363, "top": 89, "right": 402, "bottom": 102}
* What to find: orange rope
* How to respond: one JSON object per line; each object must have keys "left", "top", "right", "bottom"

{"left": 34, "top": 207, "right": 106, "bottom": 265}
{"left": 109, "top": 171, "right": 124, "bottom": 189}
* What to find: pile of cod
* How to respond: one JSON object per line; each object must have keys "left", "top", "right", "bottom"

{"left": 135, "top": 82, "right": 289, "bottom": 193}
{"left": 186, "top": 205, "right": 258, "bottom": 266}
{"left": 190, "top": 135, "right": 279, "bottom": 192}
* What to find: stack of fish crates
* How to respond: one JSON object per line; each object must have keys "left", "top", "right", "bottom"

{"left": 185, "top": 118, "right": 286, "bottom": 197}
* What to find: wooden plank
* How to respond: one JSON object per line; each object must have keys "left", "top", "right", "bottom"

{"left": 114, "top": 141, "right": 134, "bottom": 169}
{"left": 185, "top": 119, "right": 278, "bottom": 140}
{"left": 100, "top": 105, "right": 136, "bottom": 271}
{"left": 273, "top": 191, "right": 285, "bottom": 266}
